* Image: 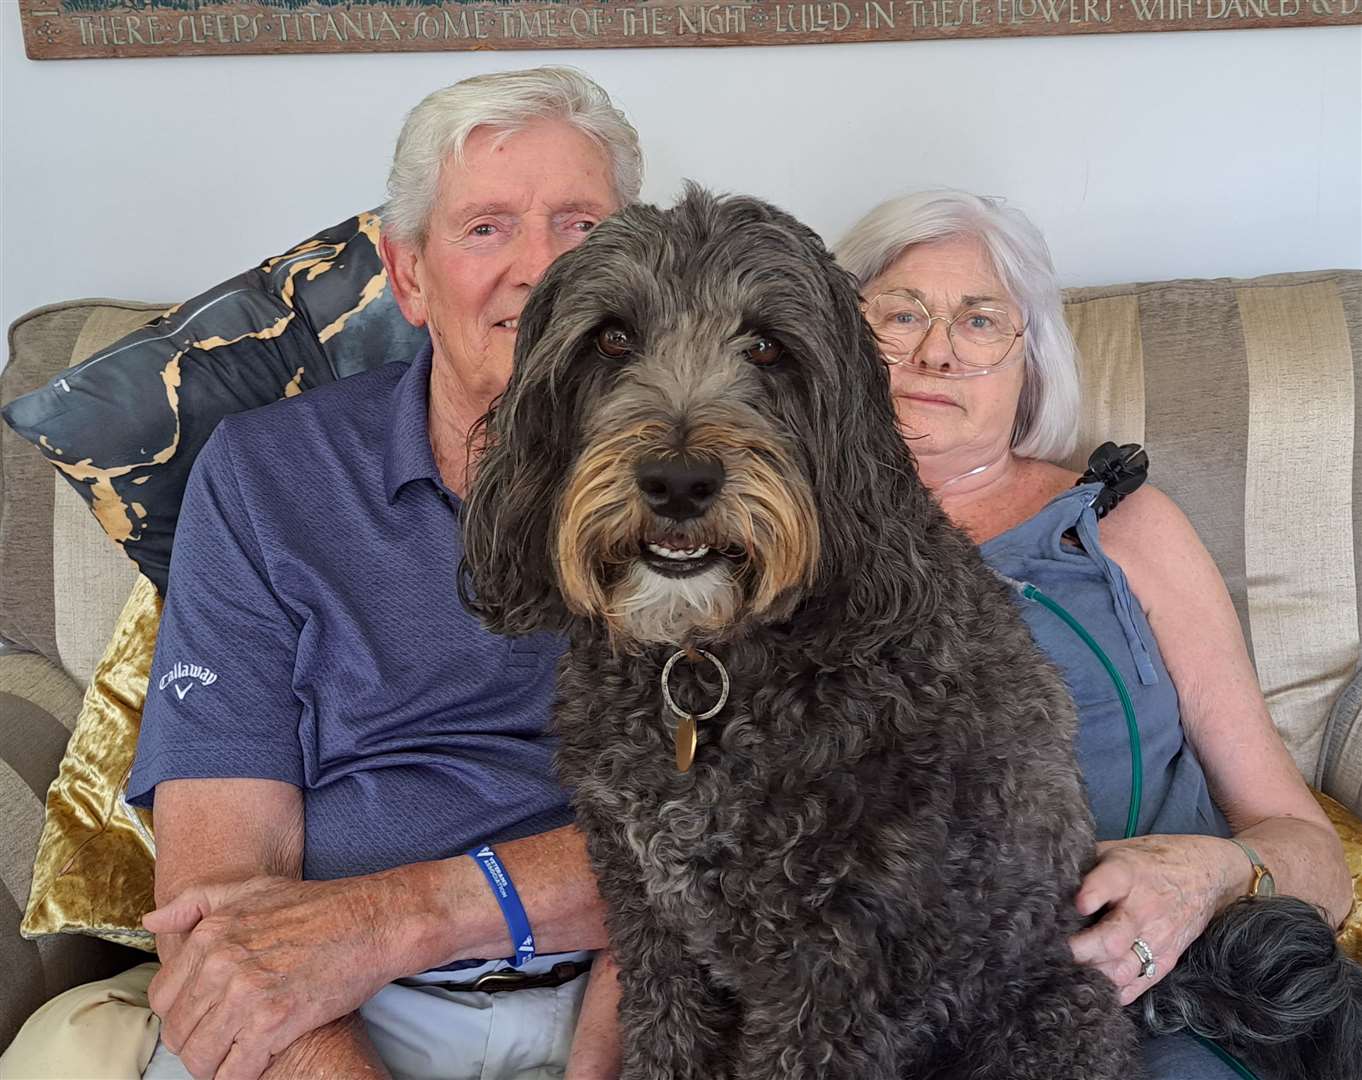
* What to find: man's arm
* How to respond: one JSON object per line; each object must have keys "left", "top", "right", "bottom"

{"left": 566, "top": 950, "right": 623, "bottom": 1079}
{"left": 139, "top": 421, "right": 611, "bottom": 1078}
{"left": 393, "top": 822, "right": 609, "bottom": 968}
{"left": 145, "top": 785, "right": 608, "bottom": 1080}
{"left": 150, "top": 778, "right": 389, "bottom": 1080}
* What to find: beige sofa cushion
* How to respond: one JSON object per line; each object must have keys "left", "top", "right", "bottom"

{"left": 2, "top": 302, "right": 163, "bottom": 687}
{"left": 1062, "top": 270, "right": 1362, "bottom": 809}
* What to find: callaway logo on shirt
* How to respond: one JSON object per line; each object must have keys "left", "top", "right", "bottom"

{"left": 158, "top": 661, "right": 219, "bottom": 700}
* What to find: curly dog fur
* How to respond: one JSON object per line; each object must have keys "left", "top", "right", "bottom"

{"left": 462, "top": 187, "right": 1360, "bottom": 1079}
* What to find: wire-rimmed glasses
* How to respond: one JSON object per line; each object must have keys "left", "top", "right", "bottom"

{"left": 862, "top": 290, "right": 1025, "bottom": 377}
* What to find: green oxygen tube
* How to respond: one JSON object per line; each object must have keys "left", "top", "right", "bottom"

{"left": 998, "top": 572, "right": 1262, "bottom": 1080}
{"left": 991, "top": 570, "right": 1143, "bottom": 839}
{"left": 1018, "top": 582, "right": 1143, "bottom": 841}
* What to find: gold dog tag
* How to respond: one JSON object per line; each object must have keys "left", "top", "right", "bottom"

{"left": 675, "top": 714, "right": 698, "bottom": 773}
{"left": 661, "top": 649, "right": 728, "bottom": 774}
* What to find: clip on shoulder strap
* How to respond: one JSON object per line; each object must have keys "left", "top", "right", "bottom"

{"left": 1076, "top": 442, "right": 1149, "bottom": 521}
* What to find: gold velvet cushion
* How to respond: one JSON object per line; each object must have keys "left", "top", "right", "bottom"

{"left": 1315, "top": 790, "right": 1362, "bottom": 963}
{"left": 21, "top": 575, "right": 161, "bottom": 951}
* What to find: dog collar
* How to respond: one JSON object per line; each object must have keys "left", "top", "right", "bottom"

{"left": 661, "top": 648, "right": 730, "bottom": 773}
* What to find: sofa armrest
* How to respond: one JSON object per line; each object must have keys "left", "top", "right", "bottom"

{"left": 0, "top": 649, "right": 142, "bottom": 1053}
{"left": 1320, "top": 664, "right": 1362, "bottom": 819}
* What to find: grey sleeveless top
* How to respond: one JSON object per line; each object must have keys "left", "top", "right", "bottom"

{"left": 980, "top": 482, "right": 1231, "bottom": 842}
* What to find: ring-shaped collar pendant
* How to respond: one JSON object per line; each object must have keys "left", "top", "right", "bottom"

{"left": 660, "top": 649, "right": 730, "bottom": 721}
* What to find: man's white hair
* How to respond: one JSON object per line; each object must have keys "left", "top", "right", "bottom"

{"left": 385, "top": 66, "right": 643, "bottom": 247}
{"left": 835, "top": 190, "right": 1079, "bottom": 464}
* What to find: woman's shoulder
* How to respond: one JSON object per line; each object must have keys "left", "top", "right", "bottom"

{"left": 1099, "top": 484, "right": 1212, "bottom": 605}
{"left": 1024, "top": 459, "right": 1082, "bottom": 492}
{"left": 1013, "top": 450, "right": 1217, "bottom": 612}
{"left": 1100, "top": 483, "right": 1200, "bottom": 552}
{"left": 964, "top": 459, "right": 1077, "bottom": 544}
{"left": 1014, "top": 459, "right": 1081, "bottom": 513}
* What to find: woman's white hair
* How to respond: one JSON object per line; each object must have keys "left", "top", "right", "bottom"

{"left": 835, "top": 190, "right": 1079, "bottom": 464}
{"left": 385, "top": 67, "right": 643, "bottom": 248}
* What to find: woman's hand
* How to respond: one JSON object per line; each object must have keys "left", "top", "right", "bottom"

{"left": 1068, "top": 834, "right": 1244, "bottom": 1006}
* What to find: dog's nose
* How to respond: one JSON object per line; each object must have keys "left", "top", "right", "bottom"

{"left": 636, "top": 455, "right": 725, "bottom": 521}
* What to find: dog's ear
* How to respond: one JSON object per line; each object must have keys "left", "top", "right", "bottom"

{"left": 459, "top": 272, "right": 573, "bottom": 636}
{"left": 801, "top": 251, "right": 951, "bottom": 639}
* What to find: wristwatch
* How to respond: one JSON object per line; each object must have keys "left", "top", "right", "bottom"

{"left": 1229, "top": 839, "right": 1276, "bottom": 898}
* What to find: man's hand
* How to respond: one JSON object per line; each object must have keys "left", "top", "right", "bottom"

{"left": 145, "top": 774, "right": 604, "bottom": 1080}
{"left": 144, "top": 875, "right": 403, "bottom": 1079}
{"left": 244, "top": 1013, "right": 391, "bottom": 1080}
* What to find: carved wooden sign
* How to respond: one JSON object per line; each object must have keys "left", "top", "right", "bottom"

{"left": 19, "top": 0, "right": 1361, "bottom": 58}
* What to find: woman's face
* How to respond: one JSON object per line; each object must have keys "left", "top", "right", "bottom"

{"left": 863, "top": 235, "right": 1026, "bottom": 465}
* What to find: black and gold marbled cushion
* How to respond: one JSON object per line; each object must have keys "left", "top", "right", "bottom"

{"left": 1, "top": 300, "right": 161, "bottom": 669}
{"left": 0, "top": 211, "right": 429, "bottom": 593}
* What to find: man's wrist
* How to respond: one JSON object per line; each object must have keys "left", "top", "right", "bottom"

{"left": 262, "top": 1013, "right": 388, "bottom": 1080}
{"left": 369, "top": 828, "right": 609, "bottom": 976}
{"left": 466, "top": 845, "right": 536, "bottom": 966}
{"left": 372, "top": 856, "right": 511, "bottom": 975}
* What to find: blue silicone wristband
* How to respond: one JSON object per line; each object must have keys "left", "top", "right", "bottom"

{"left": 467, "top": 845, "right": 535, "bottom": 967}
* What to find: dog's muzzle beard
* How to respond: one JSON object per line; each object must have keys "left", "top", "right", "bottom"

{"left": 553, "top": 420, "right": 819, "bottom": 648}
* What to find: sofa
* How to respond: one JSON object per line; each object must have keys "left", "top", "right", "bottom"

{"left": 2, "top": 223, "right": 1360, "bottom": 1053}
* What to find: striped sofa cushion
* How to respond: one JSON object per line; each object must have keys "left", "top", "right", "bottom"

{"left": 1, "top": 302, "right": 159, "bottom": 686}
{"left": 1062, "top": 270, "right": 1362, "bottom": 810}
{"left": 0, "top": 649, "right": 140, "bottom": 1051}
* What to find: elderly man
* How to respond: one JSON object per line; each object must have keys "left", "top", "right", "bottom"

{"left": 73, "top": 68, "right": 635, "bottom": 1080}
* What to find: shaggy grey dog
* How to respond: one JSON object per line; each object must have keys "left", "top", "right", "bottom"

{"left": 461, "top": 188, "right": 1360, "bottom": 1079}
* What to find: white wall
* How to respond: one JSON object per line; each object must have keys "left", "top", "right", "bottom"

{"left": 2, "top": 14, "right": 1359, "bottom": 343}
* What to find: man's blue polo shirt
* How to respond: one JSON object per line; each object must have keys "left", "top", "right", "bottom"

{"left": 128, "top": 344, "right": 571, "bottom": 882}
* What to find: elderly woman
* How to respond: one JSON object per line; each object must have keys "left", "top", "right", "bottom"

{"left": 835, "top": 190, "right": 1353, "bottom": 1077}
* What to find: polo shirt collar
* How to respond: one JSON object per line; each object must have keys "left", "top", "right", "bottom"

{"left": 382, "top": 341, "right": 443, "bottom": 503}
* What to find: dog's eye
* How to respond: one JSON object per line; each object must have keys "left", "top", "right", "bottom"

{"left": 745, "top": 337, "right": 782, "bottom": 366}
{"left": 596, "top": 325, "right": 634, "bottom": 360}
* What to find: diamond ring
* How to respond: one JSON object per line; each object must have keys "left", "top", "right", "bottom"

{"left": 1130, "top": 937, "right": 1157, "bottom": 979}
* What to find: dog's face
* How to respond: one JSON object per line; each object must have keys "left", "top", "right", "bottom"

{"left": 462, "top": 187, "right": 917, "bottom": 649}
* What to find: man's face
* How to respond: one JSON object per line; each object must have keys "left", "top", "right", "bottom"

{"left": 395, "top": 120, "right": 620, "bottom": 399}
